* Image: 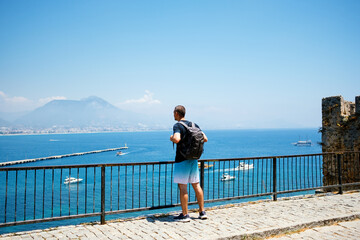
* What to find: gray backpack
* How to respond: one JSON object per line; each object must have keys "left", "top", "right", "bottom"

{"left": 178, "top": 121, "right": 205, "bottom": 160}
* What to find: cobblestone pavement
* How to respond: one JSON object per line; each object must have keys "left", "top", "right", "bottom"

{"left": 1, "top": 192, "right": 360, "bottom": 240}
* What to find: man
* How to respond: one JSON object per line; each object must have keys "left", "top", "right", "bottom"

{"left": 170, "top": 105, "right": 208, "bottom": 222}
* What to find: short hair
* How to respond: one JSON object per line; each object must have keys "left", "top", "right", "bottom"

{"left": 174, "top": 105, "right": 186, "bottom": 118}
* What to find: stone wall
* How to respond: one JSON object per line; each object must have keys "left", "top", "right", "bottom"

{"left": 321, "top": 95, "right": 360, "bottom": 190}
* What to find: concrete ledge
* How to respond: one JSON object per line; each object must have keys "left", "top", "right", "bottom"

{"left": 219, "top": 213, "right": 360, "bottom": 240}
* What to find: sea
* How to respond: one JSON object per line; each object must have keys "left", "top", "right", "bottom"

{"left": 0, "top": 128, "right": 322, "bottom": 233}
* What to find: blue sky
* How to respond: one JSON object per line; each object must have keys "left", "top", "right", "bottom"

{"left": 0, "top": 0, "right": 359, "bottom": 129}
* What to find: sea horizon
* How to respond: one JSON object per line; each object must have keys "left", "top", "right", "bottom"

{"left": 0, "top": 126, "right": 320, "bottom": 136}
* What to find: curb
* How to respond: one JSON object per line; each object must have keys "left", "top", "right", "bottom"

{"left": 218, "top": 213, "right": 360, "bottom": 240}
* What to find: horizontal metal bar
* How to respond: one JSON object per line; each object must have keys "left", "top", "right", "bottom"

{"left": 320, "top": 182, "right": 360, "bottom": 189}
{"left": 200, "top": 152, "right": 359, "bottom": 163}
{"left": 275, "top": 182, "right": 360, "bottom": 196}
{"left": 0, "top": 161, "right": 176, "bottom": 171}
{"left": 2, "top": 152, "right": 358, "bottom": 171}
{"left": 337, "top": 182, "right": 360, "bottom": 187}
{"left": 0, "top": 213, "right": 101, "bottom": 227}
{"left": 203, "top": 192, "right": 274, "bottom": 204}
{"left": 106, "top": 204, "right": 180, "bottom": 216}
{"left": 276, "top": 187, "right": 323, "bottom": 195}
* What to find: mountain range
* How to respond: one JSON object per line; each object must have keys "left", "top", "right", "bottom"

{"left": 0, "top": 96, "right": 168, "bottom": 133}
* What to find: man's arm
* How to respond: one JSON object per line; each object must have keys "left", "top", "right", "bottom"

{"left": 170, "top": 132, "right": 181, "bottom": 144}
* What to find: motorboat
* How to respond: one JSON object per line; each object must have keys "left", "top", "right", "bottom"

{"left": 235, "top": 162, "right": 254, "bottom": 170}
{"left": 292, "top": 140, "right": 312, "bottom": 146}
{"left": 116, "top": 151, "right": 125, "bottom": 156}
{"left": 221, "top": 173, "right": 235, "bottom": 181}
{"left": 64, "top": 177, "right": 83, "bottom": 184}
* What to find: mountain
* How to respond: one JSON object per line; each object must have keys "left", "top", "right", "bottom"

{"left": 13, "top": 96, "right": 155, "bottom": 130}
{"left": 0, "top": 111, "right": 30, "bottom": 122}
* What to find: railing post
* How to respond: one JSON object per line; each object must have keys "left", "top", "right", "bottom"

{"left": 272, "top": 157, "right": 277, "bottom": 201}
{"left": 337, "top": 154, "right": 343, "bottom": 195}
{"left": 100, "top": 166, "right": 106, "bottom": 224}
{"left": 200, "top": 161, "right": 205, "bottom": 190}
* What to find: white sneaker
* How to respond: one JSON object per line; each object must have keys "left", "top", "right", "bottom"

{"left": 174, "top": 213, "right": 191, "bottom": 222}
{"left": 199, "top": 211, "right": 207, "bottom": 220}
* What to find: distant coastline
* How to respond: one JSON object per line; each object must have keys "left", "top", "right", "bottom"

{"left": 0, "top": 127, "right": 319, "bottom": 136}
{"left": 0, "top": 127, "right": 171, "bottom": 136}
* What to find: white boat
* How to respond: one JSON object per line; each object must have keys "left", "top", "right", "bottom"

{"left": 117, "top": 151, "right": 129, "bottom": 156}
{"left": 235, "top": 162, "right": 254, "bottom": 170}
{"left": 292, "top": 140, "right": 312, "bottom": 146}
{"left": 116, "top": 151, "right": 126, "bottom": 156}
{"left": 64, "top": 177, "right": 83, "bottom": 184}
{"left": 221, "top": 173, "right": 236, "bottom": 181}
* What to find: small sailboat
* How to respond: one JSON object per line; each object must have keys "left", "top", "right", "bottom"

{"left": 64, "top": 177, "right": 83, "bottom": 184}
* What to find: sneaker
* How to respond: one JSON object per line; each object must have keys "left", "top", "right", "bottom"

{"left": 199, "top": 211, "right": 207, "bottom": 220}
{"left": 174, "top": 213, "right": 191, "bottom": 222}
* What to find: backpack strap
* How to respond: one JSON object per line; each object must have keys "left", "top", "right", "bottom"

{"left": 179, "top": 121, "right": 197, "bottom": 144}
{"left": 178, "top": 121, "right": 189, "bottom": 140}
{"left": 173, "top": 121, "right": 190, "bottom": 150}
{"left": 178, "top": 121, "right": 191, "bottom": 129}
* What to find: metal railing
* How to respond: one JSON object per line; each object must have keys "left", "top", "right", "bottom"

{"left": 0, "top": 152, "right": 359, "bottom": 228}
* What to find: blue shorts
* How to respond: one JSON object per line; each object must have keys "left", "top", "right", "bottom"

{"left": 174, "top": 160, "right": 200, "bottom": 184}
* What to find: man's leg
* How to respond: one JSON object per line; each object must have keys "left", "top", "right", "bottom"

{"left": 178, "top": 184, "right": 188, "bottom": 215}
{"left": 191, "top": 182, "right": 204, "bottom": 212}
